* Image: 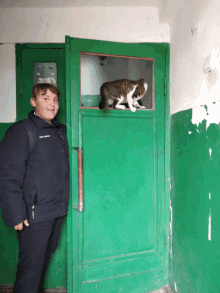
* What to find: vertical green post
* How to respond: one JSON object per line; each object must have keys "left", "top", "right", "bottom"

{"left": 164, "top": 44, "right": 171, "bottom": 285}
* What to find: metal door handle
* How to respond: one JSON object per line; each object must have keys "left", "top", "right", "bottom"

{"left": 73, "top": 147, "right": 84, "bottom": 212}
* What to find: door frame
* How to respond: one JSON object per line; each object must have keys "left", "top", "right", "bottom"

{"left": 65, "top": 36, "right": 170, "bottom": 292}
{"left": 164, "top": 45, "right": 170, "bottom": 285}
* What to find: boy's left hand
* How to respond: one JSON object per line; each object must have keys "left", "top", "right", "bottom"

{"left": 14, "top": 219, "right": 29, "bottom": 230}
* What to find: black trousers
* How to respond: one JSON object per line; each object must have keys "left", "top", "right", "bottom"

{"left": 13, "top": 216, "right": 63, "bottom": 293}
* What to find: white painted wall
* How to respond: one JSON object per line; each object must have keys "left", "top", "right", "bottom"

{"left": 0, "top": 6, "right": 169, "bottom": 122}
{"left": 0, "top": 0, "right": 159, "bottom": 8}
{"left": 0, "top": 7, "right": 169, "bottom": 44}
{"left": 170, "top": 0, "right": 220, "bottom": 128}
{"left": 81, "top": 55, "right": 152, "bottom": 95}
{"left": 0, "top": 44, "right": 16, "bottom": 122}
{"left": 158, "top": 0, "right": 185, "bottom": 24}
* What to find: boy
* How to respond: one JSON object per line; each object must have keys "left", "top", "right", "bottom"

{"left": 0, "top": 83, "right": 69, "bottom": 293}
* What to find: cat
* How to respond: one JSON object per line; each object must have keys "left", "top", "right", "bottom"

{"left": 99, "top": 79, "right": 148, "bottom": 112}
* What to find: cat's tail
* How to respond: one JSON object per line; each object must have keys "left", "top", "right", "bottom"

{"left": 99, "top": 85, "right": 108, "bottom": 110}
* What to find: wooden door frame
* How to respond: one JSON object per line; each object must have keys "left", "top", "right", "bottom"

{"left": 65, "top": 36, "right": 171, "bottom": 292}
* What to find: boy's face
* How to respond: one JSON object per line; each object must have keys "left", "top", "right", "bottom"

{"left": 30, "top": 89, "right": 59, "bottom": 123}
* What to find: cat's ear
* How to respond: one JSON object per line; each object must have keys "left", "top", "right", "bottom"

{"left": 30, "top": 97, "right": 36, "bottom": 108}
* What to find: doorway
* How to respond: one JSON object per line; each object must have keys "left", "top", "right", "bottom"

{"left": 16, "top": 43, "right": 67, "bottom": 289}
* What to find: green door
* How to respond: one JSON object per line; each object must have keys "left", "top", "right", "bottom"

{"left": 66, "top": 37, "right": 169, "bottom": 293}
{"left": 15, "top": 44, "right": 67, "bottom": 289}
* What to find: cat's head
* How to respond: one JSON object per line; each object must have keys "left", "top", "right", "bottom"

{"left": 137, "top": 79, "right": 146, "bottom": 84}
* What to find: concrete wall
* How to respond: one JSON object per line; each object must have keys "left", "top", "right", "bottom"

{"left": 0, "top": 7, "right": 169, "bottom": 44}
{"left": 0, "top": 44, "right": 16, "bottom": 122}
{"left": 170, "top": 0, "right": 220, "bottom": 122}
{"left": 170, "top": 0, "right": 220, "bottom": 292}
{"left": 0, "top": 6, "right": 169, "bottom": 123}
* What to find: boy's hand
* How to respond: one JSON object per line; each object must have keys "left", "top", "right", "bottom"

{"left": 14, "top": 219, "right": 29, "bottom": 230}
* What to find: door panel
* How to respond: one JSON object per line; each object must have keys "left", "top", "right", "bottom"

{"left": 83, "top": 271, "right": 154, "bottom": 293}
{"left": 83, "top": 116, "right": 155, "bottom": 261}
{"left": 66, "top": 37, "right": 168, "bottom": 292}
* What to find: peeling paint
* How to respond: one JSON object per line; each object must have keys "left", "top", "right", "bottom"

{"left": 174, "top": 281, "right": 178, "bottom": 292}
{"left": 209, "top": 192, "right": 211, "bottom": 200}
{"left": 168, "top": 177, "right": 171, "bottom": 190}
{"left": 208, "top": 209, "right": 211, "bottom": 241}
{"left": 192, "top": 101, "right": 220, "bottom": 129}
{"left": 191, "top": 105, "right": 207, "bottom": 128}
{"left": 188, "top": 131, "right": 192, "bottom": 134}
{"left": 209, "top": 148, "right": 212, "bottom": 157}
{"left": 191, "top": 48, "right": 220, "bottom": 129}
{"left": 169, "top": 199, "right": 173, "bottom": 256}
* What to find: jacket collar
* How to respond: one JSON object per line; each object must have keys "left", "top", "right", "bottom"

{"left": 28, "top": 111, "right": 61, "bottom": 129}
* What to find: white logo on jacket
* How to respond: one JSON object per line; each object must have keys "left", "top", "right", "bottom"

{"left": 39, "top": 135, "right": 51, "bottom": 138}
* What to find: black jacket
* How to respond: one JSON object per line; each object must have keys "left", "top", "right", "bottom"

{"left": 0, "top": 111, "right": 69, "bottom": 227}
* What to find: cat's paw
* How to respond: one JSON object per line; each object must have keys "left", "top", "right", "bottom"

{"left": 130, "top": 107, "right": 137, "bottom": 112}
{"left": 115, "top": 105, "right": 126, "bottom": 110}
{"left": 140, "top": 106, "right": 145, "bottom": 109}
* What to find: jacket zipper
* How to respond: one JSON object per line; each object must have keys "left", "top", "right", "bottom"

{"left": 59, "top": 131, "right": 65, "bottom": 140}
{"left": 32, "top": 205, "right": 35, "bottom": 218}
{"left": 56, "top": 128, "right": 67, "bottom": 203}
{"left": 32, "top": 195, "right": 37, "bottom": 219}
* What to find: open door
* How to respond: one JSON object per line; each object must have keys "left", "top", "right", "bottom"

{"left": 66, "top": 36, "right": 169, "bottom": 293}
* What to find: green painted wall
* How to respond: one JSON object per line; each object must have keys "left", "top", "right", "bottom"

{"left": 0, "top": 123, "right": 67, "bottom": 289}
{"left": 0, "top": 123, "right": 17, "bottom": 285}
{"left": 170, "top": 109, "right": 220, "bottom": 292}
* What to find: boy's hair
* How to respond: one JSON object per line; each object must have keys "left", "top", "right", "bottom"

{"left": 32, "top": 83, "right": 61, "bottom": 100}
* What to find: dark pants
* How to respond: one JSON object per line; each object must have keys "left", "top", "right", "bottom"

{"left": 13, "top": 217, "right": 63, "bottom": 293}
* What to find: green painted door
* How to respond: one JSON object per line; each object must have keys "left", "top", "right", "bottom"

{"left": 66, "top": 37, "right": 169, "bottom": 293}
{"left": 16, "top": 44, "right": 67, "bottom": 289}
{"left": 16, "top": 44, "right": 66, "bottom": 124}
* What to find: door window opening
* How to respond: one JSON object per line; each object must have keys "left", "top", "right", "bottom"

{"left": 80, "top": 53, "right": 154, "bottom": 111}
{"left": 34, "top": 62, "right": 57, "bottom": 85}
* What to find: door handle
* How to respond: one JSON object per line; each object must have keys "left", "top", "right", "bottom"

{"left": 73, "top": 147, "right": 84, "bottom": 212}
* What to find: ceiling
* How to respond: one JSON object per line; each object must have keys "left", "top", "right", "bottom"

{"left": 0, "top": 0, "right": 160, "bottom": 8}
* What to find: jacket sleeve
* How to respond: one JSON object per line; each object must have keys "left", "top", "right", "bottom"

{"left": 0, "top": 122, "right": 29, "bottom": 227}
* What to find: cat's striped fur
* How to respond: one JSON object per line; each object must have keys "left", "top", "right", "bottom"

{"left": 99, "top": 79, "right": 148, "bottom": 112}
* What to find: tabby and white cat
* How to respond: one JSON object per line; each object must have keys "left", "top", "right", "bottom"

{"left": 99, "top": 79, "right": 148, "bottom": 112}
